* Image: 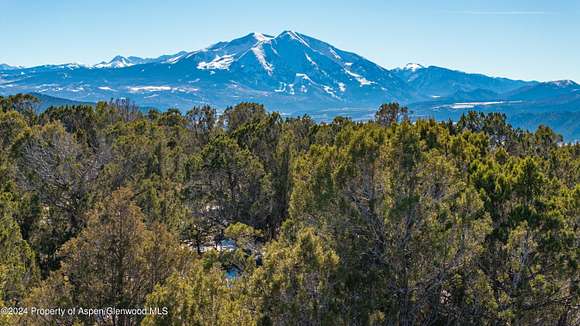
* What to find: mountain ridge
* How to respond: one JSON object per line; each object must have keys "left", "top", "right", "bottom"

{"left": 1, "top": 31, "right": 578, "bottom": 140}
{"left": 1, "top": 31, "right": 426, "bottom": 111}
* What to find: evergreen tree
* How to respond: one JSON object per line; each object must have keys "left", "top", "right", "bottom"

{"left": 22, "top": 188, "right": 190, "bottom": 325}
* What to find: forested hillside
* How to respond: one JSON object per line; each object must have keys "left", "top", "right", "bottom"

{"left": 0, "top": 95, "right": 578, "bottom": 325}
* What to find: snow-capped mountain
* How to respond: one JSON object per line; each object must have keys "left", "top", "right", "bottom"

{"left": 0, "top": 31, "right": 419, "bottom": 111}
{"left": 93, "top": 52, "right": 188, "bottom": 68}
{"left": 196, "top": 31, "right": 411, "bottom": 100}
{"left": 0, "top": 31, "right": 577, "bottom": 125}
{"left": 396, "top": 63, "right": 425, "bottom": 72}
{"left": 94, "top": 56, "right": 140, "bottom": 68}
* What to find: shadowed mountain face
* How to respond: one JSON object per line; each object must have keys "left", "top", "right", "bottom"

{"left": 392, "top": 64, "right": 532, "bottom": 97}
{"left": 1, "top": 31, "right": 579, "bottom": 139}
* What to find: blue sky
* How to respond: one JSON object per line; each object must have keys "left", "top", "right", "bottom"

{"left": 1, "top": 0, "right": 579, "bottom": 81}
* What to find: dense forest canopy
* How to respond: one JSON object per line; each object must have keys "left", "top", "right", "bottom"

{"left": 0, "top": 94, "right": 578, "bottom": 325}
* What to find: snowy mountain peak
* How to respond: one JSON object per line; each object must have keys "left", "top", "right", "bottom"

{"left": 279, "top": 30, "right": 299, "bottom": 37}
{"left": 157, "top": 31, "right": 407, "bottom": 98}
{"left": 94, "top": 55, "right": 136, "bottom": 68}
{"left": 402, "top": 63, "right": 425, "bottom": 71}
{"left": 252, "top": 32, "right": 274, "bottom": 42}
{"left": 277, "top": 30, "right": 310, "bottom": 46}
{"left": 6, "top": 31, "right": 535, "bottom": 113}
{"left": 94, "top": 52, "right": 189, "bottom": 68}
{"left": 546, "top": 80, "right": 578, "bottom": 87}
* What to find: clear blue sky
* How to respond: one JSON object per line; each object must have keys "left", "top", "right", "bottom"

{"left": 1, "top": 0, "right": 579, "bottom": 82}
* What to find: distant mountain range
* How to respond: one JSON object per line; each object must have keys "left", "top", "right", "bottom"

{"left": 1, "top": 31, "right": 579, "bottom": 140}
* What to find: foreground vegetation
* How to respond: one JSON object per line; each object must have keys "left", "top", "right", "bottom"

{"left": 0, "top": 95, "right": 578, "bottom": 325}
